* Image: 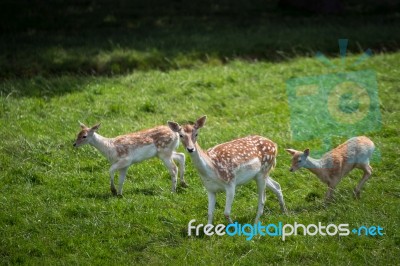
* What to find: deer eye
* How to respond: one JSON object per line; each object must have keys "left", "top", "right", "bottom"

{"left": 82, "top": 135, "right": 87, "bottom": 139}
{"left": 195, "top": 133, "right": 198, "bottom": 137}
{"left": 179, "top": 134, "right": 183, "bottom": 138}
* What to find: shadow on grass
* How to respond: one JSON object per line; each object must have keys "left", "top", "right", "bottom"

{"left": 131, "top": 187, "right": 159, "bottom": 196}
{"left": 85, "top": 191, "right": 115, "bottom": 200}
{"left": 0, "top": 74, "right": 94, "bottom": 98}
{"left": 289, "top": 203, "right": 327, "bottom": 214}
{"left": 3, "top": 15, "right": 400, "bottom": 81}
{"left": 86, "top": 187, "right": 171, "bottom": 198}
{"left": 1, "top": 1, "right": 399, "bottom": 100}
{"left": 0, "top": 3, "right": 399, "bottom": 84}
{"left": 288, "top": 189, "right": 361, "bottom": 214}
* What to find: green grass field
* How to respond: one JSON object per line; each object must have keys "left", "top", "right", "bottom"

{"left": 1, "top": 6, "right": 400, "bottom": 264}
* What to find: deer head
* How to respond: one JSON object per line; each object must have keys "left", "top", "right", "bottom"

{"left": 73, "top": 122, "right": 101, "bottom": 147}
{"left": 285, "top": 148, "right": 310, "bottom": 172}
{"left": 168, "top": 116, "right": 206, "bottom": 153}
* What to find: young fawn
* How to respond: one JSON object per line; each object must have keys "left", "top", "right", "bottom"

{"left": 73, "top": 122, "right": 186, "bottom": 195}
{"left": 168, "top": 116, "right": 287, "bottom": 224}
{"left": 286, "top": 136, "right": 375, "bottom": 201}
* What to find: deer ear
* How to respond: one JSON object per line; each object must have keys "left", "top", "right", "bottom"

{"left": 194, "top": 115, "right": 207, "bottom": 129}
{"left": 285, "top": 149, "right": 297, "bottom": 156}
{"left": 304, "top": 148, "right": 310, "bottom": 157}
{"left": 79, "top": 121, "right": 87, "bottom": 129}
{"left": 91, "top": 123, "right": 101, "bottom": 132}
{"left": 167, "top": 121, "right": 181, "bottom": 132}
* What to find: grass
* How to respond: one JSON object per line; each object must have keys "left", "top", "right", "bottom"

{"left": 1, "top": 4, "right": 400, "bottom": 263}
{"left": 1, "top": 12, "right": 400, "bottom": 79}
{"left": 1, "top": 51, "right": 399, "bottom": 264}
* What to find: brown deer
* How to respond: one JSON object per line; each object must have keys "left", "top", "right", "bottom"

{"left": 286, "top": 136, "right": 375, "bottom": 201}
{"left": 73, "top": 122, "right": 186, "bottom": 195}
{"left": 168, "top": 116, "right": 286, "bottom": 224}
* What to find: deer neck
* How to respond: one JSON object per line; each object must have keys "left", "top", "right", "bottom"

{"left": 304, "top": 156, "right": 325, "bottom": 177}
{"left": 190, "top": 142, "right": 216, "bottom": 178}
{"left": 90, "top": 133, "right": 115, "bottom": 161}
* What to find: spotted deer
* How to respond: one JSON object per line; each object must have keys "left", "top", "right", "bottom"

{"left": 73, "top": 122, "right": 186, "bottom": 195}
{"left": 286, "top": 136, "right": 375, "bottom": 201}
{"left": 168, "top": 116, "right": 287, "bottom": 224}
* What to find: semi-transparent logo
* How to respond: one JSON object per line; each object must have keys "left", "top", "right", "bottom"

{"left": 286, "top": 39, "right": 381, "bottom": 160}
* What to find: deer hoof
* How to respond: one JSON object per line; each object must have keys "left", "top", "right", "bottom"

{"left": 353, "top": 189, "right": 361, "bottom": 199}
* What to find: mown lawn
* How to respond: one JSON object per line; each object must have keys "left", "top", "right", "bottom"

{"left": 1, "top": 47, "right": 399, "bottom": 264}
{"left": 1, "top": 3, "right": 400, "bottom": 263}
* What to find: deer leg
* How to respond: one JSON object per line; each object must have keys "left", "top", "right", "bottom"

{"left": 325, "top": 183, "right": 337, "bottom": 203}
{"left": 354, "top": 164, "right": 372, "bottom": 199}
{"left": 266, "top": 177, "right": 287, "bottom": 214}
{"left": 325, "top": 185, "right": 334, "bottom": 202}
{"left": 224, "top": 185, "right": 235, "bottom": 224}
{"left": 255, "top": 174, "right": 267, "bottom": 224}
{"left": 109, "top": 165, "right": 118, "bottom": 196}
{"left": 117, "top": 167, "right": 128, "bottom": 196}
{"left": 160, "top": 156, "right": 178, "bottom": 192}
{"left": 207, "top": 191, "right": 217, "bottom": 225}
{"left": 172, "top": 152, "right": 187, "bottom": 188}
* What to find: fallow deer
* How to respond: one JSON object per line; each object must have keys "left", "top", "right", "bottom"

{"left": 286, "top": 136, "right": 375, "bottom": 201}
{"left": 168, "top": 116, "right": 286, "bottom": 224}
{"left": 73, "top": 122, "right": 186, "bottom": 195}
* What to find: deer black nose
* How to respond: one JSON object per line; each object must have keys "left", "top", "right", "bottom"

{"left": 187, "top": 147, "right": 194, "bottom": 153}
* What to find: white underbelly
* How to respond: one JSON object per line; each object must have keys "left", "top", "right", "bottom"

{"left": 130, "top": 144, "right": 158, "bottom": 163}
{"left": 234, "top": 158, "right": 262, "bottom": 186}
{"left": 235, "top": 170, "right": 260, "bottom": 186}
{"left": 199, "top": 158, "right": 262, "bottom": 191}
